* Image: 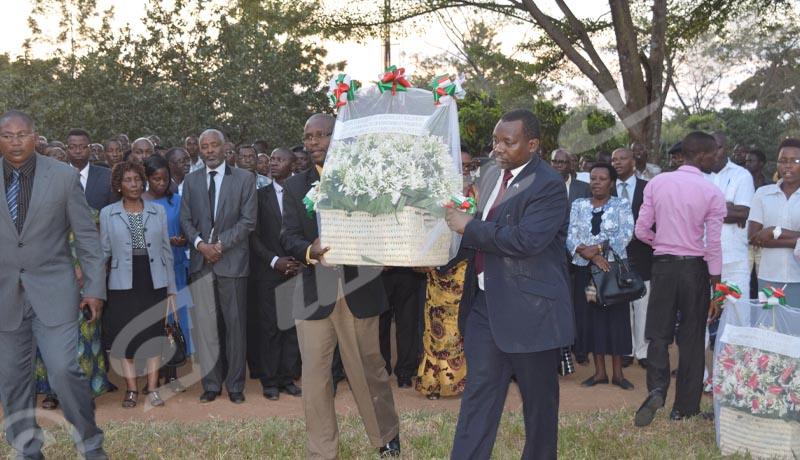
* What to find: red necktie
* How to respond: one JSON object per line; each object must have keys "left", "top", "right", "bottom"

{"left": 475, "top": 169, "right": 513, "bottom": 276}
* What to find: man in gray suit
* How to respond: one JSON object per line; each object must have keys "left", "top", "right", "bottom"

{"left": 180, "top": 128, "right": 257, "bottom": 403}
{"left": 0, "top": 110, "right": 107, "bottom": 459}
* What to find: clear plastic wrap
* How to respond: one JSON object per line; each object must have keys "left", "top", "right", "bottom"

{"left": 315, "top": 85, "right": 463, "bottom": 266}
{"left": 713, "top": 299, "right": 800, "bottom": 458}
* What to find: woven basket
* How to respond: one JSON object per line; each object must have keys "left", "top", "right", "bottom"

{"left": 719, "top": 406, "right": 800, "bottom": 459}
{"left": 319, "top": 207, "right": 451, "bottom": 266}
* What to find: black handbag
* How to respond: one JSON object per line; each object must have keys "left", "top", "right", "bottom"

{"left": 161, "top": 296, "right": 188, "bottom": 368}
{"left": 590, "top": 246, "right": 647, "bottom": 307}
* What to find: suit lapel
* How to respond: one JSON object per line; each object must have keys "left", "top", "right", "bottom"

{"left": 0, "top": 163, "right": 14, "bottom": 234}
{"left": 477, "top": 167, "right": 501, "bottom": 214}
{"left": 84, "top": 164, "right": 97, "bottom": 195}
{"left": 492, "top": 157, "right": 539, "bottom": 219}
{"left": 20, "top": 155, "right": 54, "bottom": 237}
{"left": 215, "top": 165, "right": 234, "bottom": 223}
{"left": 266, "top": 184, "right": 281, "bottom": 222}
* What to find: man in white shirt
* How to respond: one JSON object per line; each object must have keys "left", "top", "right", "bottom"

{"left": 631, "top": 141, "right": 662, "bottom": 181}
{"left": 66, "top": 128, "right": 114, "bottom": 211}
{"left": 709, "top": 132, "right": 754, "bottom": 301}
{"left": 185, "top": 135, "right": 205, "bottom": 173}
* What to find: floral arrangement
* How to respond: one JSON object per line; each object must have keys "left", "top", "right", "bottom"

{"left": 714, "top": 342, "right": 800, "bottom": 421}
{"left": 315, "top": 132, "right": 461, "bottom": 216}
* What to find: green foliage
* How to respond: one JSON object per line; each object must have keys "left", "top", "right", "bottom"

{"left": 557, "top": 106, "right": 628, "bottom": 156}
{"left": 457, "top": 92, "right": 504, "bottom": 156}
{"left": 0, "top": 0, "right": 332, "bottom": 147}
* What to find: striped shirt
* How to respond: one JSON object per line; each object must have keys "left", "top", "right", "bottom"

{"left": 3, "top": 155, "right": 36, "bottom": 234}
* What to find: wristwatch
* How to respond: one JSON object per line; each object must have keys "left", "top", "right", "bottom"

{"left": 773, "top": 226, "right": 783, "bottom": 240}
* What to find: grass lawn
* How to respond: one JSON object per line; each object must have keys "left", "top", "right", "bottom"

{"left": 4, "top": 407, "right": 758, "bottom": 459}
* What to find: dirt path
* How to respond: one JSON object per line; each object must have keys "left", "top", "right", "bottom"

{"left": 37, "top": 349, "right": 694, "bottom": 425}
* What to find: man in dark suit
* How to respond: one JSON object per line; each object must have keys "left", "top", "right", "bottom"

{"left": 612, "top": 148, "right": 654, "bottom": 369}
{"left": 551, "top": 148, "right": 591, "bottom": 204}
{"left": 445, "top": 109, "right": 573, "bottom": 460}
{"left": 66, "top": 128, "right": 114, "bottom": 211}
{"left": 180, "top": 128, "right": 257, "bottom": 404}
{"left": 0, "top": 111, "right": 108, "bottom": 459}
{"left": 281, "top": 114, "right": 400, "bottom": 459}
{"left": 249, "top": 147, "right": 302, "bottom": 400}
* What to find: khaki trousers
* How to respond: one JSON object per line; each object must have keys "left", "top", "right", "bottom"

{"left": 296, "top": 291, "right": 399, "bottom": 460}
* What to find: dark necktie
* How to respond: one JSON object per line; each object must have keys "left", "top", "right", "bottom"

{"left": 7, "top": 170, "right": 20, "bottom": 228}
{"left": 475, "top": 169, "right": 513, "bottom": 276}
{"left": 208, "top": 171, "right": 217, "bottom": 226}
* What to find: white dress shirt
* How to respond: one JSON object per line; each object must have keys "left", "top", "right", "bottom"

{"left": 194, "top": 162, "right": 226, "bottom": 249}
{"left": 75, "top": 162, "right": 90, "bottom": 191}
{"left": 708, "top": 160, "right": 755, "bottom": 264}
{"left": 189, "top": 158, "right": 205, "bottom": 173}
{"left": 616, "top": 175, "right": 637, "bottom": 208}
{"left": 575, "top": 171, "right": 590, "bottom": 183}
{"left": 269, "top": 181, "right": 285, "bottom": 270}
{"left": 749, "top": 180, "right": 800, "bottom": 283}
{"left": 478, "top": 160, "right": 530, "bottom": 290}
{"left": 634, "top": 163, "right": 662, "bottom": 181}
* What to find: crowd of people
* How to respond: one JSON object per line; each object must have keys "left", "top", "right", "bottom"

{"left": 2, "top": 105, "right": 800, "bottom": 460}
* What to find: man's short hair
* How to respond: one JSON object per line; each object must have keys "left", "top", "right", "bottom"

{"left": 165, "top": 147, "right": 187, "bottom": 162}
{"left": 778, "top": 138, "right": 800, "bottom": 151}
{"left": 66, "top": 128, "right": 91, "bottom": 141}
{"left": 499, "top": 109, "right": 541, "bottom": 141}
{"left": 749, "top": 149, "right": 766, "bottom": 163}
{"left": 0, "top": 110, "right": 36, "bottom": 131}
{"left": 681, "top": 132, "right": 717, "bottom": 159}
{"left": 238, "top": 144, "right": 257, "bottom": 155}
{"left": 668, "top": 141, "right": 683, "bottom": 156}
{"left": 290, "top": 144, "right": 305, "bottom": 153}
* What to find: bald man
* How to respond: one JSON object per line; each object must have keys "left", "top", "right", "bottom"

{"left": 180, "top": 128, "right": 257, "bottom": 404}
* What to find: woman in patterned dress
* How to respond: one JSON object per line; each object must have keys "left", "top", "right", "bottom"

{"left": 415, "top": 149, "right": 476, "bottom": 400}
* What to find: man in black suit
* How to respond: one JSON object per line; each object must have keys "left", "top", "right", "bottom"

{"left": 280, "top": 114, "right": 400, "bottom": 459}
{"left": 445, "top": 109, "right": 573, "bottom": 460}
{"left": 611, "top": 148, "right": 654, "bottom": 369}
{"left": 552, "top": 148, "right": 591, "bottom": 204}
{"left": 249, "top": 148, "right": 302, "bottom": 400}
{"left": 66, "top": 128, "right": 114, "bottom": 211}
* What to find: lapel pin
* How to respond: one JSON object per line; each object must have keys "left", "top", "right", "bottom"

{"left": 513, "top": 184, "right": 520, "bottom": 189}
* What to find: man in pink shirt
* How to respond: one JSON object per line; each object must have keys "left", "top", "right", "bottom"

{"left": 633, "top": 131, "right": 727, "bottom": 427}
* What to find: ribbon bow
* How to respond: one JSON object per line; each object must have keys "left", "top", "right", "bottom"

{"left": 429, "top": 74, "right": 466, "bottom": 105}
{"left": 327, "top": 74, "right": 360, "bottom": 108}
{"left": 712, "top": 282, "right": 742, "bottom": 308}
{"left": 444, "top": 195, "right": 476, "bottom": 214}
{"left": 759, "top": 285, "right": 787, "bottom": 309}
{"left": 378, "top": 65, "right": 410, "bottom": 95}
{"left": 302, "top": 181, "right": 321, "bottom": 219}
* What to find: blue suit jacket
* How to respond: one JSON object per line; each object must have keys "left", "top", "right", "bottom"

{"left": 458, "top": 156, "right": 575, "bottom": 353}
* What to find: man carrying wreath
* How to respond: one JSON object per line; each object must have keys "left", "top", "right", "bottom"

{"left": 280, "top": 114, "right": 400, "bottom": 459}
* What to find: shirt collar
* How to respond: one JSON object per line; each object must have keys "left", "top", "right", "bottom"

{"left": 208, "top": 161, "right": 226, "bottom": 176}
{"left": 617, "top": 174, "right": 636, "bottom": 189}
{"left": 273, "top": 181, "right": 284, "bottom": 193}
{"left": 506, "top": 159, "right": 530, "bottom": 180}
{"left": 3, "top": 154, "right": 37, "bottom": 179}
{"left": 78, "top": 162, "right": 90, "bottom": 178}
{"left": 768, "top": 179, "right": 800, "bottom": 196}
{"left": 677, "top": 165, "right": 703, "bottom": 176}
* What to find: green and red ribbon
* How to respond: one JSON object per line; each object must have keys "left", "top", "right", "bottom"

{"left": 444, "top": 195, "right": 476, "bottom": 214}
{"left": 712, "top": 282, "right": 742, "bottom": 308}
{"left": 327, "top": 74, "right": 360, "bottom": 108}
{"left": 429, "top": 74, "right": 466, "bottom": 105}
{"left": 759, "top": 285, "right": 787, "bottom": 309}
{"left": 378, "top": 65, "right": 410, "bottom": 95}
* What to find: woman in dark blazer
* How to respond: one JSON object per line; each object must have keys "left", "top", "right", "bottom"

{"left": 100, "top": 161, "right": 176, "bottom": 408}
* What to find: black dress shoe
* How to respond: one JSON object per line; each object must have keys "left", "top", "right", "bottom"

{"left": 611, "top": 378, "right": 635, "bottom": 390}
{"left": 281, "top": 383, "right": 302, "bottom": 396}
{"left": 263, "top": 386, "right": 279, "bottom": 400}
{"left": 669, "top": 409, "right": 713, "bottom": 421}
{"left": 634, "top": 389, "right": 664, "bottom": 427}
{"left": 638, "top": 359, "right": 648, "bottom": 369}
{"left": 378, "top": 435, "right": 401, "bottom": 457}
{"left": 229, "top": 392, "right": 245, "bottom": 404}
{"left": 200, "top": 390, "right": 221, "bottom": 403}
{"left": 397, "top": 376, "right": 412, "bottom": 388}
{"left": 580, "top": 376, "right": 609, "bottom": 387}
{"left": 621, "top": 356, "right": 634, "bottom": 368}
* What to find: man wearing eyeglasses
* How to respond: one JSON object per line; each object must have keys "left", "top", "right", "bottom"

{"left": 0, "top": 110, "right": 109, "bottom": 460}
{"left": 552, "top": 148, "right": 590, "bottom": 205}
{"left": 224, "top": 141, "right": 237, "bottom": 168}
{"left": 66, "top": 128, "right": 114, "bottom": 211}
{"left": 281, "top": 114, "right": 401, "bottom": 459}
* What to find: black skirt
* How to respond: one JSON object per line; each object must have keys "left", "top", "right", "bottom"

{"left": 572, "top": 265, "right": 632, "bottom": 356}
{"left": 104, "top": 255, "right": 167, "bottom": 359}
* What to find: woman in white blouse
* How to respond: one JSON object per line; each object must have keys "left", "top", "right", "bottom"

{"left": 749, "top": 138, "right": 800, "bottom": 302}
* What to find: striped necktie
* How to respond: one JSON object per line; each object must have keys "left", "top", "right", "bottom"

{"left": 7, "top": 170, "right": 20, "bottom": 227}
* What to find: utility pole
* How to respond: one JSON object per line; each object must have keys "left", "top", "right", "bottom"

{"left": 383, "top": 0, "right": 391, "bottom": 68}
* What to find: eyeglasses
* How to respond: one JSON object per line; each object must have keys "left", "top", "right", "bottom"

{"left": 303, "top": 132, "right": 332, "bottom": 143}
{"left": 777, "top": 158, "right": 800, "bottom": 165}
{"left": 0, "top": 133, "right": 36, "bottom": 142}
{"left": 551, "top": 159, "right": 569, "bottom": 165}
